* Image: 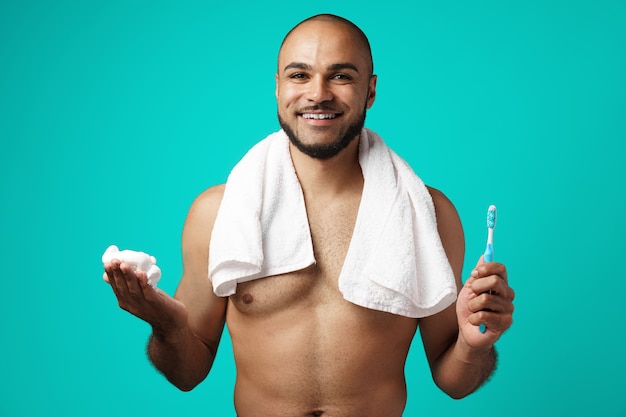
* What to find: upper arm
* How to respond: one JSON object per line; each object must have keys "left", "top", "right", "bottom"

{"left": 174, "top": 184, "right": 228, "bottom": 355}
{"left": 427, "top": 186, "right": 465, "bottom": 280}
{"left": 419, "top": 187, "right": 465, "bottom": 368}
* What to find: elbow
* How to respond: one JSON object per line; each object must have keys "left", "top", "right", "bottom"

{"left": 433, "top": 370, "right": 492, "bottom": 400}
{"left": 436, "top": 382, "right": 475, "bottom": 400}
{"left": 147, "top": 350, "right": 207, "bottom": 393}
{"left": 431, "top": 345, "right": 498, "bottom": 400}
{"left": 432, "top": 367, "right": 488, "bottom": 400}
{"left": 445, "top": 389, "right": 473, "bottom": 400}
{"left": 172, "top": 379, "right": 200, "bottom": 392}
{"left": 149, "top": 362, "right": 203, "bottom": 392}
{"left": 156, "top": 367, "right": 206, "bottom": 392}
{"left": 156, "top": 365, "right": 207, "bottom": 393}
{"left": 145, "top": 332, "right": 214, "bottom": 393}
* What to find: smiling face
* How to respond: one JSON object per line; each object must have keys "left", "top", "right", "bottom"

{"left": 276, "top": 19, "right": 377, "bottom": 160}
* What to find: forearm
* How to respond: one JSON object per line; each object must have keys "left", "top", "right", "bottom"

{"left": 147, "top": 324, "right": 215, "bottom": 391}
{"left": 431, "top": 338, "right": 497, "bottom": 399}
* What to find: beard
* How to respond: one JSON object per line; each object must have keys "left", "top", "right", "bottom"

{"left": 278, "top": 106, "right": 367, "bottom": 160}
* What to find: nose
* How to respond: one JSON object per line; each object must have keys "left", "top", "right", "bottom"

{"left": 305, "top": 75, "right": 333, "bottom": 103}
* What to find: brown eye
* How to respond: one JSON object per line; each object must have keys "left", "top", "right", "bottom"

{"left": 330, "top": 73, "right": 353, "bottom": 83}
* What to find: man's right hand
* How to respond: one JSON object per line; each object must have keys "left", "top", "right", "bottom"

{"left": 103, "top": 259, "right": 188, "bottom": 334}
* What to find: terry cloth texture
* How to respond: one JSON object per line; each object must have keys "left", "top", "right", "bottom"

{"left": 208, "top": 128, "right": 457, "bottom": 318}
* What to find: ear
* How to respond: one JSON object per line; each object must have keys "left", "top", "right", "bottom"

{"left": 275, "top": 73, "right": 279, "bottom": 101}
{"left": 366, "top": 74, "right": 377, "bottom": 109}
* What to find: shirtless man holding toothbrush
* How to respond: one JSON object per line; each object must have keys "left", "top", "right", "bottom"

{"left": 104, "top": 14, "right": 515, "bottom": 417}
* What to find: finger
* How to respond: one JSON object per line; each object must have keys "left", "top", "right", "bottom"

{"left": 469, "top": 274, "right": 500, "bottom": 295}
{"left": 471, "top": 309, "right": 514, "bottom": 333}
{"left": 126, "top": 267, "right": 162, "bottom": 307}
{"left": 473, "top": 255, "right": 485, "bottom": 270}
{"left": 472, "top": 262, "right": 507, "bottom": 282}
{"left": 120, "top": 263, "right": 147, "bottom": 301}
{"left": 467, "top": 292, "right": 496, "bottom": 314}
{"left": 104, "top": 260, "right": 123, "bottom": 294}
{"left": 471, "top": 277, "right": 513, "bottom": 301}
{"left": 134, "top": 271, "right": 161, "bottom": 303}
{"left": 468, "top": 292, "right": 515, "bottom": 315}
{"left": 470, "top": 269, "right": 509, "bottom": 303}
{"left": 137, "top": 273, "right": 159, "bottom": 300}
{"left": 492, "top": 279, "right": 515, "bottom": 301}
{"left": 120, "top": 263, "right": 160, "bottom": 303}
{"left": 475, "top": 274, "right": 515, "bottom": 301}
{"left": 110, "top": 260, "right": 132, "bottom": 296}
{"left": 103, "top": 262, "right": 113, "bottom": 284}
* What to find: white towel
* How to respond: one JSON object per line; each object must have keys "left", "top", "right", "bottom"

{"left": 209, "top": 128, "right": 457, "bottom": 318}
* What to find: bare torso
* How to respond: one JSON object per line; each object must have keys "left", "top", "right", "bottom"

{"left": 226, "top": 187, "right": 419, "bottom": 417}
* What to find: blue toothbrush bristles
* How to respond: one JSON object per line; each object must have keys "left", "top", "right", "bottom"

{"left": 487, "top": 205, "right": 497, "bottom": 229}
{"left": 484, "top": 205, "right": 496, "bottom": 262}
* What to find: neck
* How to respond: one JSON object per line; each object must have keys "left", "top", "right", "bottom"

{"left": 289, "top": 136, "right": 364, "bottom": 199}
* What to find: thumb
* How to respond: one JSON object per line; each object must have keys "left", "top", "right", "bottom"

{"left": 474, "top": 254, "right": 485, "bottom": 269}
{"left": 469, "top": 255, "right": 488, "bottom": 280}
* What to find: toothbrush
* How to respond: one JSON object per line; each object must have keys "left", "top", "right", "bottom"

{"left": 480, "top": 205, "right": 496, "bottom": 333}
{"left": 484, "top": 205, "right": 496, "bottom": 263}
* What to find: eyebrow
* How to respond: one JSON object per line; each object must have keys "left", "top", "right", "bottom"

{"left": 283, "top": 62, "right": 360, "bottom": 73}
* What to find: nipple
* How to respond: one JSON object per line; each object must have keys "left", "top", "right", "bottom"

{"left": 242, "top": 293, "right": 254, "bottom": 304}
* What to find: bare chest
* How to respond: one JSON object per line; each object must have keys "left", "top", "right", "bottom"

{"left": 230, "top": 195, "right": 361, "bottom": 315}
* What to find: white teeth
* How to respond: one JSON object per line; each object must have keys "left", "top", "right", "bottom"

{"left": 302, "top": 113, "right": 337, "bottom": 120}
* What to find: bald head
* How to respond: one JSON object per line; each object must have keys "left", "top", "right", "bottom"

{"left": 278, "top": 14, "right": 374, "bottom": 77}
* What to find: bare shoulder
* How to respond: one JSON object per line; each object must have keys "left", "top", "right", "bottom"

{"left": 426, "top": 186, "right": 464, "bottom": 279}
{"left": 185, "top": 184, "right": 226, "bottom": 228}
{"left": 427, "top": 186, "right": 458, "bottom": 222}
{"left": 419, "top": 186, "right": 465, "bottom": 368}
{"left": 427, "top": 186, "right": 463, "bottom": 232}
{"left": 180, "top": 183, "right": 225, "bottom": 275}
{"left": 180, "top": 185, "right": 225, "bottom": 248}
{"left": 176, "top": 184, "right": 227, "bottom": 347}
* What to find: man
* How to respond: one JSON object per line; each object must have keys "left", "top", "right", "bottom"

{"left": 104, "top": 14, "right": 514, "bottom": 417}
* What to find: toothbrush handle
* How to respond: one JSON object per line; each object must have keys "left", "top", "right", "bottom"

{"left": 484, "top": 243, "right": 494, "bottom": 263}
{"left": 480, "top": 243, "right": 494, "bottom": 333}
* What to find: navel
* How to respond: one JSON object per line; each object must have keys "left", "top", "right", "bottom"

{"left": 242, "top": 293, "right": 254, "bottom": 304}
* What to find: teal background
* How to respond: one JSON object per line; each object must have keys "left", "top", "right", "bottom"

{"left": 1, "top": 0, "right": 625, "bottom": 416}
